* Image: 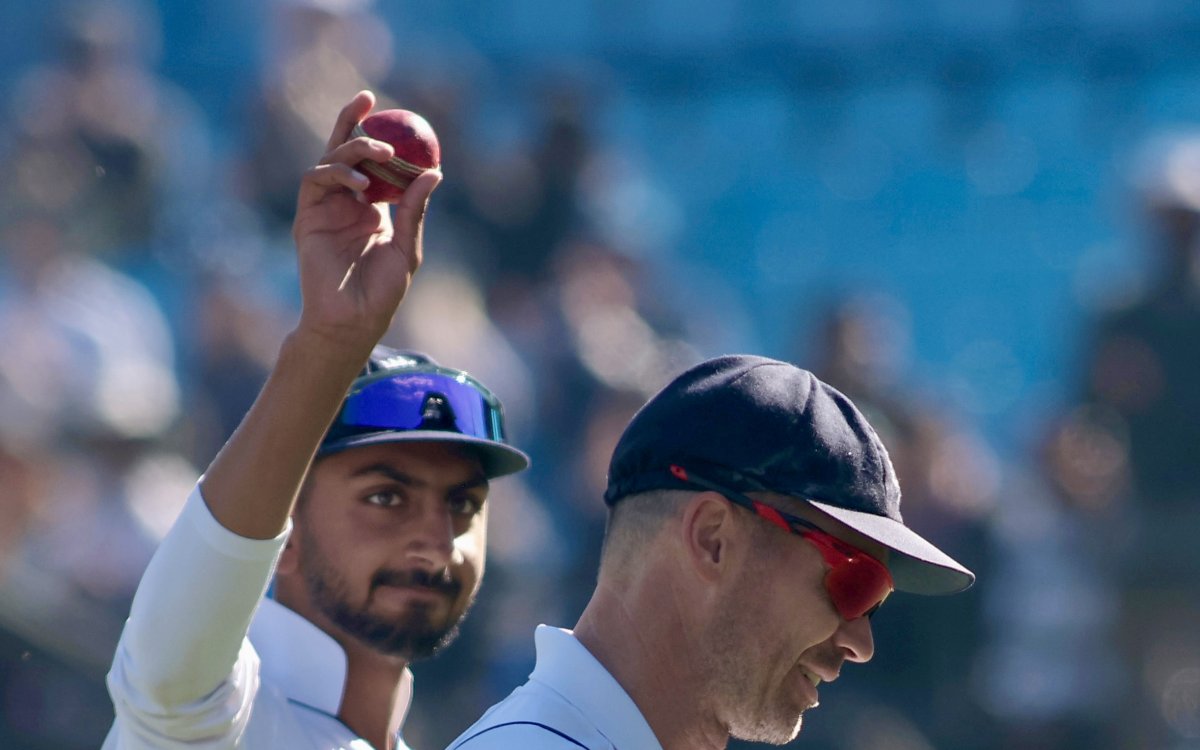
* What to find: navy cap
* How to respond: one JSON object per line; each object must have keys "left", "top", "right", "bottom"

{"left": 319, "top": 346, "right": 530, "bottom": 479}
{"left": 604, "top": 354, "right": 974, "bottom": 595}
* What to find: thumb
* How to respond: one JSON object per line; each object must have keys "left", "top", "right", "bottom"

{"left": 393, "top": 169, "right": 443, "bottom": 235}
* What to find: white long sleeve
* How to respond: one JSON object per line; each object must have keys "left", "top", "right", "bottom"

{"left": 104, "top": 484, "right": 290, "bottom": 748}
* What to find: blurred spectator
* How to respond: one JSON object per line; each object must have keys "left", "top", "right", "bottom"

{"left": 1073, "top": 131, "right": 1200, "bottom": 748}
{"left": 178, "top": 269, "right": 290, "bottom": 464}
{"left": 791, "top": 290, "right": 1000, "bottom": 750}
{"left": 149, "top": 188, "right": 298, "bottom": 467}
{"left": 0, "top": 214, "right": 180, "bottom": 447}
{"left": 0, "top": 209, "right": 198, "bottom": 749}
{"left": 0, "top": 6, "right": 214, "bottom": 745}
{"left": 1, "top": 0, "right": 211, "bottom": 272}
{"left": 806, "top": 291, "right": 998, "bottom": 562}
{"left": 975, "top": 407, "right": 1125, "bottom": 750}
{"left": 454, "top": 81, "right": 604, "bottom": 294}
{"left": 0, "top": 430, "right": 53, "bottom": 595}
{"left": 1088, "top": 131, "right": 1200, "bottom": 514}
{"left": 241, "top": 0, "right": 397, "bottom": 229}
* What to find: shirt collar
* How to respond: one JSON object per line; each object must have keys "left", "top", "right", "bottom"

{"left": 249, "top": 598, "right": 414, "bottom": 733}
{"left": 530, "top": 625, "right": 663, "bottom": 750}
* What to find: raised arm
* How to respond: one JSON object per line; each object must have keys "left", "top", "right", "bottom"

{"left": 201, "top": 90, "right": 441, "bottom": 539}
{"left": 104, "top": 92, "right": 441, "bottom": 748}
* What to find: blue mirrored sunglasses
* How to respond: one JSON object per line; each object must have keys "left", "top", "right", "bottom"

{"left": 336, "top": 367, "right": 507, "bottom": 442}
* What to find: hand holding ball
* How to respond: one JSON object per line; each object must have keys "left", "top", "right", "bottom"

{"left": 353, "top": 109, "right": 441, "bottom": 203}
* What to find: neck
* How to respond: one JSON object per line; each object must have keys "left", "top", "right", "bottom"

{"left": 338, "top": 642, "right": 410, "bottom": 750}
{"left": 574, "top": 575, "right": 729, "bottom": 750}
{"left": 273, "top": 585, "right": 411, "bottom": 749}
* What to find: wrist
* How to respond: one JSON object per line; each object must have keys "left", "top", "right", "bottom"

{"left": 277, "top": 327, "right": 376, "bottom": 383}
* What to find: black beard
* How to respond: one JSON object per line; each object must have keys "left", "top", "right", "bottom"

{"left": 303, "top": 553, "right": 472, "bottom": 660}
{"left": 321, "top": 595, "right": 465, "bottom": 660}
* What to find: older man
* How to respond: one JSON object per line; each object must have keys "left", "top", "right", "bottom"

{"left": 448, "top": 354, "right": 974, "bottom": 749}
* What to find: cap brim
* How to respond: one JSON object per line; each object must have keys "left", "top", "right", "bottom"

{"left": 807, "top": 500, "right": 975, "bottom": 595}
{"left": 318, "top": 430, "right": 531, "bottom": 479}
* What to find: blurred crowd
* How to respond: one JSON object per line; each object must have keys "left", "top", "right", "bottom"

{"left": 1, "top": 2, "right": 1199, "bottom": 750}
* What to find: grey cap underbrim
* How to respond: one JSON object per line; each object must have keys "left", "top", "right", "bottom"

{"left": 807, "top": 500, "right": 975, "bottom": 595}
{"left": 318, "top": 429, "right": 531, "bottom": 479}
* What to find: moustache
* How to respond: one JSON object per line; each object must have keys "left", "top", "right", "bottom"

{"left": 370, "top": 568, "right": 462, "bottom": 598}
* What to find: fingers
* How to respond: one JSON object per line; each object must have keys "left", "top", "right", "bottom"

{"left": 296, "top": 163, "right": 368, "bottom": 210}
{"left": 324, "top": 90, "right": 375, "bottom": 153}
{"left": 298, "top": 138, "right": 396, "bottom": 209}
{"left": 324, "top": 132, "right": 395, "bottom": 165}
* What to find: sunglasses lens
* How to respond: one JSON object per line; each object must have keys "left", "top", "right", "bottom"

{"left": 826, "top": 557, "right": 893, "bottom": 620}
{"left": 339, "top": 372, "right": 503, "bottom": 441}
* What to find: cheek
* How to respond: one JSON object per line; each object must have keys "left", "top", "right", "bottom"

{"left": 796, "top": 569, "right": 842, "bottom": 638}
{"left": 762, "top": 545, "right": 841, "bottom": 650}
{"left": 455, "top": 521, "right": 487, "bottom": 586}
{"left": 286, "top": 524, "right": 368, "bottom": 610}
{"left": 306, "top": 514, "right": 392, "bottom": 581}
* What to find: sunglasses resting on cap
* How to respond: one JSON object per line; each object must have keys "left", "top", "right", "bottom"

{"left": 318, "top": 350, "right": 530, "bottom": 479}
{"left": 337, "top": 367, "right": 507, "bottom": 441}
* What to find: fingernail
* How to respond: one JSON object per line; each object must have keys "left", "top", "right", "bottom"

{"left": 351, "top": 169, "right": 369, "bottom": 185}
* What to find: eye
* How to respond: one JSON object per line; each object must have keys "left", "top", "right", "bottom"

{"left": 364, "top": 490, "right": 405, "bottom": 508}
{"left": 447, "top": 493, "right": 484, "bottom": 518}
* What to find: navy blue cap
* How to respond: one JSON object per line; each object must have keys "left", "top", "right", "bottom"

{"left": 604, "top": 354, "right": 973, "bottom": 595}
{"left": 319, "top": 346, "right": 530, "bottom": 479}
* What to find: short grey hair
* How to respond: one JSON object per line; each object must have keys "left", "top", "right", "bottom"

{"left": 599, "top": 488, "right": 694, "bottom": 573}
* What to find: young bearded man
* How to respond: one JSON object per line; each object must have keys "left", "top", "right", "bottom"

{"left": 103, "top": 91, "right": 528, "bottom": 750}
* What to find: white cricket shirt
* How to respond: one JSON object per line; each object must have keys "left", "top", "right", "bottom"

{"left": 446, "top": 626, "right": 663, "bottom": 750}
{"left": 102, "top": 485, "right": 414, "bottom": 749}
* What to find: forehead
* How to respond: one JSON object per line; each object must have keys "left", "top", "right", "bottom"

{"left": 313, "top": 440, "right": 487, "bottom": 485}
{"left": 753, "top": 490, "right": 892, "bottom": 564}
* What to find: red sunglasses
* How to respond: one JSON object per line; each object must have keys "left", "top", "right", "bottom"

{"left": 669, "top": 465, "right": 894, "bottom": 620}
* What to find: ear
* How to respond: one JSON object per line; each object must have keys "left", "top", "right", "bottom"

{"left": 275, "top": 516, "right": 301, "bottom": 577}
{"left": 679, "top": 491, "right": 738, "bottom": 584}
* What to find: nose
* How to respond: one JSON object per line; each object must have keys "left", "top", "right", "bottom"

{"left": 403, "top": 501, "right": 456, "bottom": 572}
{"left": 833, "top": 612, "right": 875, "bottom": 663}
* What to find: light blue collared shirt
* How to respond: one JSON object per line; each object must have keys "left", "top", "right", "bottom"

{"left": 447, "top": 626, "right": 663, "bottom": 750}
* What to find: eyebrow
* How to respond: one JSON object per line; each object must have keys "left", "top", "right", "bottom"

{"left": 350, "top": 462, "right": 489, "bottom": 494}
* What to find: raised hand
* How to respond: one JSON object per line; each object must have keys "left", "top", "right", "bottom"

{"left": 201, "top": 92, "right": 442, "bottom": 539}
{"left": 291, "top": 90, "right": 442, "bottom": 356}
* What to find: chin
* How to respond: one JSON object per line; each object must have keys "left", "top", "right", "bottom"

{"left": 731, "top": 709, "right": 805, "bottom": 746}
{"left": 787, "top": 714, "right": 805, "bottom": 741}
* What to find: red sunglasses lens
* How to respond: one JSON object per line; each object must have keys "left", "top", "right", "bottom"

{"left": 826, "top": 556, "right": 892, "bottom": 620}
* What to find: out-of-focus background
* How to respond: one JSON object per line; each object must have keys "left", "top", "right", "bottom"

{"left": 2, "top": 1, "right": 1199, "bottom": 748}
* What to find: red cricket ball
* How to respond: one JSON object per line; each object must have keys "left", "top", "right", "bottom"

{"left": 352, "top": 109, "right": 441, "bottom": 203}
